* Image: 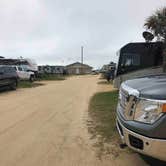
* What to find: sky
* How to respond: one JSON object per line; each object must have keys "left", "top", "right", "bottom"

{"left": 0, "top": 0, "right": 165, "bottom": 69}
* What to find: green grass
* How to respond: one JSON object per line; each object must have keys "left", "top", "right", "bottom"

{"left": 87, "top": 90, "right": 123, "bottom": 159}
{"left": 37, "top": 74, "right": 66, "bottom": 81}
{"left": 18, "top": 81, "right": 44, "bottom": 88}
{"left": 88, "top": 90, "right": 119, "bottom": 141}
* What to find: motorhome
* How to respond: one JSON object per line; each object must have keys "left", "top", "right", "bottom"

{"left": 0, "top": 58, "right": 38, "bottom": 75}
{"left": 114, "top": 42, "right": 164, "bottom": 88}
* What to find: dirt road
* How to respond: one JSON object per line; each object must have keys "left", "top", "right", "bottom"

{"left": 0, "top": 76, "right": 147, "bottom": 166}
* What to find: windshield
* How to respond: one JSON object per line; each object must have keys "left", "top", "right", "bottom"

{"left": 120, "top": 53, "right": 140, "bottom": 67}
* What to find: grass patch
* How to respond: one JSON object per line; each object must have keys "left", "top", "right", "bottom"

{"left": 97, "top": 80, "right": 113, "bottom": 85}
{"left": 18, "top": 81, "right": 44, "bottom": 88}
{"left": 87, "top": 90, "right": 124, "bottom": 159}
{"left": 88, "top": 90, "right": 119, "bottom": 142}
{"left": 37, "top": 74, "right": 66, "bottom": 81}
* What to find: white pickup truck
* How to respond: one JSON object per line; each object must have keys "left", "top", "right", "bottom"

{"left": 14, "top": 66, "right": 35, "bottom": 82}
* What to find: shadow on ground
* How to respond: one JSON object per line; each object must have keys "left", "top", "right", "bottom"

{"left": 18, "top": 82, "right": 45, "bottom": 89}
{"left": 97, "top": 80, "right": 112, "bottom": 85}
{"left": 0, "top": 82, "right": 45, "bottom": 94}
{"left": 140, "top": 154, "right": 166, "bottom": 166}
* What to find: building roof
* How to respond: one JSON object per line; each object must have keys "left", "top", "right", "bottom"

{"left": 66, "top": 62, "right": 93, "bottom": 69}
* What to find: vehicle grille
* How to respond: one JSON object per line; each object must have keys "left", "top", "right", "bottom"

{"left": 119, "top": 88, "right": 128, "bottom": 109}
{"left": 119, "top": 86, "right": 136, "bottom": 120}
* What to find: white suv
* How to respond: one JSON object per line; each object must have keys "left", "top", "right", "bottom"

{"left": 14, "top": 66, "right": 35, "bottom": 82}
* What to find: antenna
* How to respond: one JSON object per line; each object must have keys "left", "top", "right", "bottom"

{"left": 81, "top": 46, "right": 84, "bottom": 64}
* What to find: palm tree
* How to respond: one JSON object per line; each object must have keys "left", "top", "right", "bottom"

{"left": 144, "top": 7, "right": 166, "bottom": 71}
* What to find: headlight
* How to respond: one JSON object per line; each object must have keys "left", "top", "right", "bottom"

{"left": 134, "top": 99, "right": 165, "bottom": 124}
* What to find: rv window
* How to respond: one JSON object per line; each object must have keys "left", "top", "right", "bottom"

{"left": 125, "top": 58, "right": 132, "bottom": 66}
{"left": 121, "top": 53, "right": 140, "bottom": 67}
{"left": 132, "top": 54, "right": 140, "bottom": 66}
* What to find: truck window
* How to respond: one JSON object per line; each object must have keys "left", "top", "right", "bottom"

{"left": 0, "top": 67, "right": 4, "bottom": 73}
{"left": 3, "top": 67, "right": 14, "bottom": 73}
{"left": 18, "top": 67, "right": 23, "bottom": 71}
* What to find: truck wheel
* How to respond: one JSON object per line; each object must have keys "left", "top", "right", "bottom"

{"left": 10, "top": 80, "right": 17, "bottom": 90}
{"left": 29, "top": 75, "right": 35, "bottom": 82}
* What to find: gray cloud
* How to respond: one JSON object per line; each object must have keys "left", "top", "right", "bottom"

{"left": 0, "top": 0, "right": 165, "bottom": 68}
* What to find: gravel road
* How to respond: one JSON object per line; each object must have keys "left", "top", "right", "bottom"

{"left": 0, "top": 75, "right": 147, "bottom": 166}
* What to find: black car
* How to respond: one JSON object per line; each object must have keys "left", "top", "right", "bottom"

{"left": 0, "top": 66, "right": 18, "bottom": 90}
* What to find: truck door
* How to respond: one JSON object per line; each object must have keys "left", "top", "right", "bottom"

{"left": 17, "top": 66, "right": 26, "bottom": 79}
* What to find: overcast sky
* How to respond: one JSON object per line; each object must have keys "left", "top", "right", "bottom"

{"left": 0, "top": 0, "right": 165, "bottom": 68}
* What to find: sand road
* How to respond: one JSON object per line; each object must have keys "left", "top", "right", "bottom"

{"left": 0, "top": 75, "right": 146, "bottom": 166}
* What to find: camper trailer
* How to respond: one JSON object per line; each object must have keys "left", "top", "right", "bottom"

{"left": 0, "top": 58, "right": 38, "bottom": 75}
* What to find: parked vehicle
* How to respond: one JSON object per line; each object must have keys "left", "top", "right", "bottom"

{"left": 91, "top": 70, "right": 100, "bottom": 75}
{"left": 116, "top": 74, "right": 166, "bottom": 161}
{"left": 0, "top": 66, "right": 18, "bottom": 90}
{"left": 38, "top": 65, "right": 65, "bottom": 75}
{"left": 114, "top": 42, "right": 164, "bottom": 88}
{"left": 14, "top": 66, "right": 35, "bottom": 82}
{"left": 101, "top": 62, "right": 116, "bottom": 81}
{"left": 24, "top": 58, "right": 38, "bottom": 73}
{"left": 0, "top": 58, "right": 38, "bottom": 75}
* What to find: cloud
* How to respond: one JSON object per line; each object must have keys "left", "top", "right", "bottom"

{"left": 0, "top": 0, "right": 165, "bottom": 68}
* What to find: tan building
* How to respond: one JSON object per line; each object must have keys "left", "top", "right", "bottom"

{"left": 66, "top": 62, "right": 92, "bottom": 75}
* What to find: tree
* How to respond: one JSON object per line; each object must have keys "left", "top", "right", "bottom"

{"left": 144, "top": 7, "right": 166, "bottom": 71}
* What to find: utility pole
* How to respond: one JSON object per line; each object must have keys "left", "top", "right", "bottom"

{"left": 81, "top": 46, "right": 84, "bottom": 64}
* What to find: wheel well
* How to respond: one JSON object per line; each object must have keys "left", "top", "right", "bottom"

{"left": 14, "top": 78, "right": 18, "bottom": 85}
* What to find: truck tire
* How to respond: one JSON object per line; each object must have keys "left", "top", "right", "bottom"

{"left": 10, "top": 79, "right": 17, "bottom": 90}
{"left": 29, "top": 75, "right": 35, "bottom": 82}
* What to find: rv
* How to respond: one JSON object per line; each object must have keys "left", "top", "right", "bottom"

{"left": 114, "top": 42, "right": 164, "bottom": 88}
{"left": 0, "top": 58, "right": 38, "bottom": 75}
